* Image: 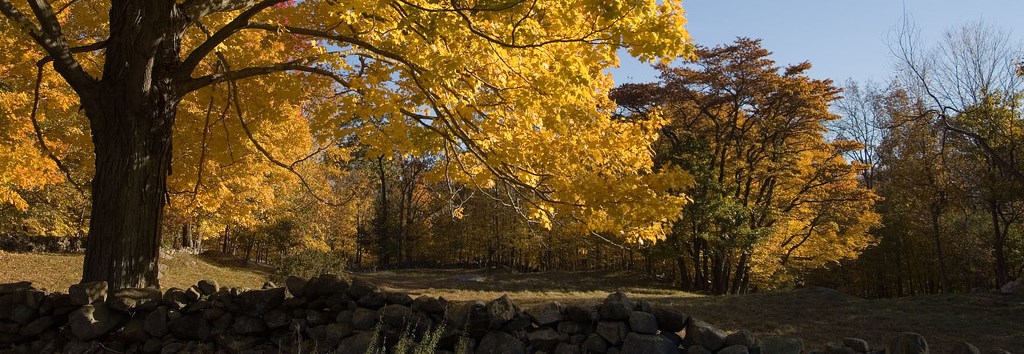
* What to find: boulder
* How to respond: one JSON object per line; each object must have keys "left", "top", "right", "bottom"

{"left": 234, "top": 287, "right": 285, "bottom": 315}
{"left": 232, "top": 316, "right": 268, "bottom": 335}
{"left": 653, "top": 308, "right": 687, "bottom": 334}
{"left": 68, "top": 303, "right": 124, "bottom": 340}
{"left": 687, "top": 319, "right": 727, "bottom": 351}
{"left": 595, "top": 321, "right": 628, "bottom": 346}
{"left": 284, "top": 276, "right": 307, "bottom": 297}
{"left": 565, "top": 305, "right": 597, "bottom": 323}
{"left": 475, "top": 331, "right": 525, "bottom": 354}
{"left": 352, "top": 307, "right": 378, "bottom": 330}
{"left": 184, "top": 286, "right": 202, "bottom": 302}
{"left": 842, "top": 338, "right": 870, "bottom": 353}
{"left": 196, "top": 280, "right": 218, "bottom": 295}
{"left": 687, "top": 345, "right": 713, "bottom": 354}
{"left": 217, "top": 335, "right": 263, "bottom": 353}
{"left": 305, "top": 309, "right": 330, "bottom": 326}
{"left": 108, "top": 288, "right": 162, "bottom": 312}
{"left": 143, "top": 306, "right": 169, "bottom": 337}
{"left": 447, "top": 300, "right": 489, "bottom": 336}
{"left": 999, "top": 278, "right": 1022, "bottom": 295}
{"left": 761, "top": 337, "right": 803, "bottom": 354}
{"left": 168, "top": 313, "right": 213, "bottom": 340}
{"left": 0, "top": 282, "right": 32, "bottom": 295}
{"left": 826, "top": 342, "right": 857, "bottom": 354}
{"left": 18, "top": 316, "right": 54, "bottom": 336}
{"left": 412, "top": 295, "right": 446, "bottom": 316}
{"left": 628, "top": 311, "right": 658, "bottom": 334}
{"left": 347, "top": 277, "right": 378, "bottom": 299}
{"left": 264, "top": 309, "right": 290, "bottom": 330}
{"left": 951, "top": 342, "right": 980, "bottom": 354}
{"left": 336, "top": 331, "right": 376, "bottom": 354}
{"left": 325, "top": 322, "right": 354, "bottom": 347}
{"left": 356, "top": 290, "right": 388, "bottom": 309}
{"left": 719, "top": 344, "right": 751, "bottom": 354}
{"left": 557, "top": 320, "right": 587, "bottom": 335}
{"left": 384, "top": 292, "right": 414, "bottom": 306}
{"left": 526, "top": 302, "right": 564, "bottom": 326}
{"left": 583, "top": 333, "right": 609, "bottom": 353}
{"left": 726, "top": 329, "right": 757, "bottom": 348}
{"left": 69, "top": 281, "right": 107, "bottom": 306}
{"left": 619, "top": 333, "right": 677, "bottom": 354}
{"left": 486, "top": 294, "right": 519, "bottom": 329}
{"left": 10, "top": 304, "right": 35, "bottom": 324}
{"left": 526, "top": 328, "right": 561, "bottom": 352}
{"left": 598, "top": 292, "right": 633, "bottom": 320}
{"left": 162, "top": 288, "right": 189, "bottom": 310}
{"left": 885, "top": 332, "right": 927, "bottom": 354}
{"left": 380, "top": 304, "right": 413, "bottom": 328}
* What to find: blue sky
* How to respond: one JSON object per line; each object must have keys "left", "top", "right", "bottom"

{"left": 611, "top": 0, "right": 1024, "bottom": 84}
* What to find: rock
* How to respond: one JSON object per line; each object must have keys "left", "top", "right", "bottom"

{"left": 10, "top": 304, "right": 35, "bottom": 324}
{"left": 352, "top": 307, "right": 378, "bottom": 330}
{"left": 232, "top": 316, "right": 267, "bottom": 335}
{"left": 306, "top": 274, "right": 349, "bottom": 298}
{"left": 628, "top": 311, "right": 658, "bottom": 334}
{"left": 143, "top": 306, "right": 169, "bottom": 337}
{"left": 18, "top": 316, "right": 53, "bottom": 336}
{"left": 380, "top": 304, "right": 413, "bottom": 328}
{"left": 999, "top": 278, "right": 1021, "bottom": 295}
{"left": 306, "top": 309, "right": 330, "bottom": 326}
{"left": 687, "top": 344, "right": 713, "bottom": 354}
{"left": 554, "top": 342, "right": 581, "bottom": 354}
{"left": 726, "top": 329, "right": 757, "bottom": 348}
{"left": 168, "top": 313, "right": 212, "bottom": 340}
{"left": 69, "top": 281, "right": 108, "bottom": 306}
{"left": 348, "top": 277, "right": 378, "bottom": 299}
{"left": 950, "top": 342, "right": 980, "bottom": 354}
{"left": 526, "top": 302, "right": 564, "bottom": 326}
{"left": 264, "top": 309, "right": 290, "bottom": 329}
{"left": 565, "top": 305, "right": 597, "bottom": 323}
{"left": 620, "top": 333, "right": 677, "bottom": 354}
{"left": 197, "top": 280, "right": 219, "bottom": 295}
{"left": 475, "top": 331, "right": 525, "bottom": 354}
{"left": 184, "top": 286, "right": 202, "bottom": 302}
{"left": 652, "top": 307, "right": 687, "bottom": 333}
{"left": 448, "top": 300, "right": 489, "bottom": 336}
{"left": 217, "top": 335, "right": 263, "bottom": 353}
{"left": 761, "top": 337, "right": 803, "bottom": 354}
{"left": 234, "top": 287, "right": 285, "bottom": 315}
{"left": 885, "top": 332, "right": 927, "bottom": 354}
{"left": 325, "top": 322, "right": 354, "bottom": 347}
{"left": 68, "top": 303, "right": 124, "bottom": 340}
{"left": 527, "top": 328, "right": 561, "bottom": 352}
{"left": 117, "top": 315, "right": 149, "bottom": 343}
{"left": 412, "top": 295, "right": 446, "bottom": 316}
{"left": 687, "top": 319, "right": 727, "bottom": 351}
{"left": 0, "top": 282, "right": 32, "bottom": 295}
{"left": 356, "top": 290, "right": 387, "bottom": 309}
{"left": 599, "top": 292, "right": 633, "bottom": 320}
{"left": 826, "top": 342, "right": 857, "bottom": 354}
{"left": 595, "top": 321, "right": 628, "bottom": 346}
{"left": 261, "top": 281, "right": 276, "bottom": 289}
{"left": 487, "top": 294, "right": 519, "bottom": 329}
{"left": 284, "top": 276, "right": 307, "bottom": 297}
{"left": 336, "top": 331, "right": 376, "bottom": 354}
{"left": 842, "top": 338, "right": 870, "bottom": 353}
{"left": 142, "top": 338, "right": 162, "bottom": 352}
{"left": 108, "top": 287, "right": 162, "bottom": 312}
{"left": 162, "top": 288, "right": 189, "bottom": 310}
{"left": 557, "top": 320, "right": 586, "bottom": 335}
{"left": 720, "top": 345, "right": 751, "bottom": 354}
{"left": 384, "top": 291, "right": 414, "bottom": 305}
{"left": 583, "top": 333, "right": 609, "bottom": 353}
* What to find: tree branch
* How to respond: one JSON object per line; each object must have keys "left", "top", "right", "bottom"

{"left": 0, "top": 0, "right": 96, "bottom": 93}
{"left": 177, "top": 0, "right": 288, "bottom": 78}
{"left": 179, "top": 58, "right": 351, "bottom": 95}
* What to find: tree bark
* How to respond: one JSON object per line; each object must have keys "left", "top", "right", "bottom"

{"left": 80, "top": 0, "right": 182, "bottom": 289}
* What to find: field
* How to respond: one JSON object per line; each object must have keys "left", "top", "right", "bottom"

{"left": 1, "top": 251, "right": 1021, "bottom": 353}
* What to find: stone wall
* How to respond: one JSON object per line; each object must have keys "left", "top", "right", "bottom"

{"left": 0, "top": 235, "right": 85, "bottom": 253}
{"left": 0, "top": 276, "right": 947, "bottom": 354}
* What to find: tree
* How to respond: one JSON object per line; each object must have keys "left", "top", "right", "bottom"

{"left": 0, "top": 0, "right": 693, "bottom": 288}
{"left": 612, "top": 39, "right": 879, "bottom": 293}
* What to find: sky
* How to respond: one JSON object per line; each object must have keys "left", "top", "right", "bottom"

{"left": 610, "top": 0, "right": 1024, "bottom": 85}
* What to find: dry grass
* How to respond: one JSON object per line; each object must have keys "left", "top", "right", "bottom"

{"left": 0, "top": 250, "right": 272, "bottom": 292}
{"left": 357, "top": 268, "right": 1024, "bottom": 353}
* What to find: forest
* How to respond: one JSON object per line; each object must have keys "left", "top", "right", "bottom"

{"left": 0, "top": 0, "right": 1022, "bottom": 298}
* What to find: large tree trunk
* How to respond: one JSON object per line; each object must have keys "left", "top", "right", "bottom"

{"left": 80, "top": 0, "right": 181, "bottom": 289}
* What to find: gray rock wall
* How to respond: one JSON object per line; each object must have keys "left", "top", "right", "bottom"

{"left": 0, "top": 277, "right": 947, "bottom": 354}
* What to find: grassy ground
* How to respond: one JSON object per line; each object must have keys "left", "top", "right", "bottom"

{"left": 357, "top": 268, "right": 1024, "bottom": 353}
{"left": 1, "top": 253, "right": 1020, "bottom": 352}
{"left": 0, "top": 249, "right": 272, "bottom": 291}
